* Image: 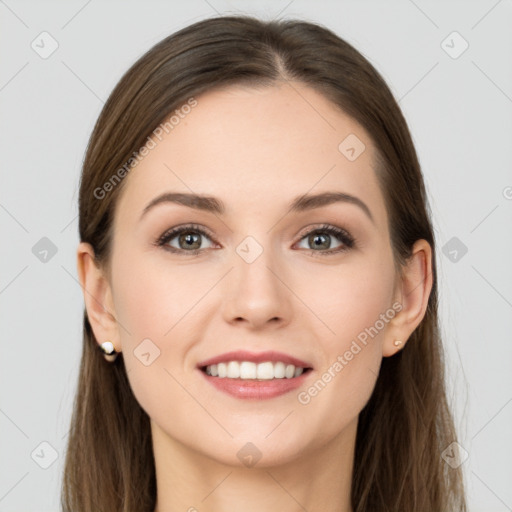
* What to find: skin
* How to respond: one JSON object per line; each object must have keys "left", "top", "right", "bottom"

{"left": 77, "top": 81, "right": 432, "bottom": 512}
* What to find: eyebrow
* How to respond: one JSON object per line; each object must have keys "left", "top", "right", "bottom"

{"left": 140, "top": 191, "right": 374, "bottom": 224}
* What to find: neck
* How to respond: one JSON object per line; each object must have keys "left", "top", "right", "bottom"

{"left": 152, "top": 417, "right": 357, "bottom": 512}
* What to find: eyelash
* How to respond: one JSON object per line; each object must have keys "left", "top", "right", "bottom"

{"left": 154, "top": 223, "right": 356, "bottom": 257}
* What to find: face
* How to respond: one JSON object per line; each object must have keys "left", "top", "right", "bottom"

{"left": 105, "top": 82, "right": 401, "bottom": 467}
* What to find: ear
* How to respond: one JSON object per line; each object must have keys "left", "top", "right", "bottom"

{"left": 76, "top": 242, "right": 121, "bottom": 353}
{"left": 382, "top": 239, "right": 433, "bottom": 357}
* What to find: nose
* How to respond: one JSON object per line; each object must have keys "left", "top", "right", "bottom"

{"left": 221, "top": 243, "right": 293, "bottom": 330}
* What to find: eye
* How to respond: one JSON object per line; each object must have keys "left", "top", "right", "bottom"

{"left": 155, "top": 222, "right": 356, "bottom": 257}
{"left": 155, "top": 224, "right": 216, "bottom": 255}
{"left": 294, "top": 224, "right": 355, "bottom": 256}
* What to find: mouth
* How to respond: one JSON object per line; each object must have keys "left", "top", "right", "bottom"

{"left": 196, "top": 350, "right": 314, "bottom": 399}
{"left": 200, "top": 361, "right": 313, "bottom": 380}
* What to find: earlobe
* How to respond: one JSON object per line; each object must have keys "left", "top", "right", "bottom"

{"left": 383, "top": 239, "right": 433, "bottom": 357}
{"left": 76, "top": 242, "right": 121, "bottom": 353}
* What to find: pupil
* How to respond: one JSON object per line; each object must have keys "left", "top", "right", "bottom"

{"left": 181, "top": 232, "right": 200, "bottom": 249}
{"left": 311, "top": 233, "right": 329, "bottom": 250}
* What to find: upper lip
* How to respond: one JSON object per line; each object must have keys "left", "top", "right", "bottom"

{"left": 197, "top": 350, "right": 313, "bottom": 369}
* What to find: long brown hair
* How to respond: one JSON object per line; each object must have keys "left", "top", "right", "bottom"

{"left": 62, "top": 14, "right": 467, "bottom": 511}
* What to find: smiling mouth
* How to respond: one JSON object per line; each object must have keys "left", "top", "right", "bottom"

{"left": 200, "top": 361, "right": 313, "bottom": 380}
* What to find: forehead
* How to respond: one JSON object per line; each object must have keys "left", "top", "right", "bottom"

{"left": 115, "top": 82, "right": 387, "bottom": 229}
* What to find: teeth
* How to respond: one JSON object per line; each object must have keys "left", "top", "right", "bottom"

{"left": 274, "top": 361, "right": 285, "bottom": 379}
{"left": 227, "top": 361, "right": 239, "bottom": 378}
{"left": 240, "top": 361, "right": 256, "bottom": 379}
{"left": 204, "top": 361, "right": 306, "bottom": 380}
{"left": 217, "top": 363, "right": 227, "bottom": 378}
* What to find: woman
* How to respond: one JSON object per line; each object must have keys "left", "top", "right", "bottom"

{"left": 62, "top": 14, "right": 467, "bottom": 512}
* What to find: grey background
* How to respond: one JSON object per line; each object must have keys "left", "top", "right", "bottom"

{"left": 1, "top": 0, "right": 511, "bottom": 510}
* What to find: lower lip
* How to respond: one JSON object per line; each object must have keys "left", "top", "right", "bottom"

{"left": 198, "top": 368, "right": 312, "bottom": 399}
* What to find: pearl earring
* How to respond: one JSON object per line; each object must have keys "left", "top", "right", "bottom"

{"left": 394, "top": 340, "right": 403, "bottom": 347}
{"left": 99, "top": 341, "right": 119, "bottom": 362}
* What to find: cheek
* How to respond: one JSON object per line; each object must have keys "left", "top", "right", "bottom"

{"left": 111, "top": 247, "right": 200, "bottom": 343}
{"left": 109, "top": 242, "right": 227, "bottom": 373}
{"left": 110, "top": 250, "right": 200, "bottom": 428}
{"left": 293, "top": 252, "right": 394, "bottom": 421}
{"left": 303, "top": 252, "right": 396, "bottom": 352}
{"left": 293, "top": 279, "right": 393, "bottom": 450}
